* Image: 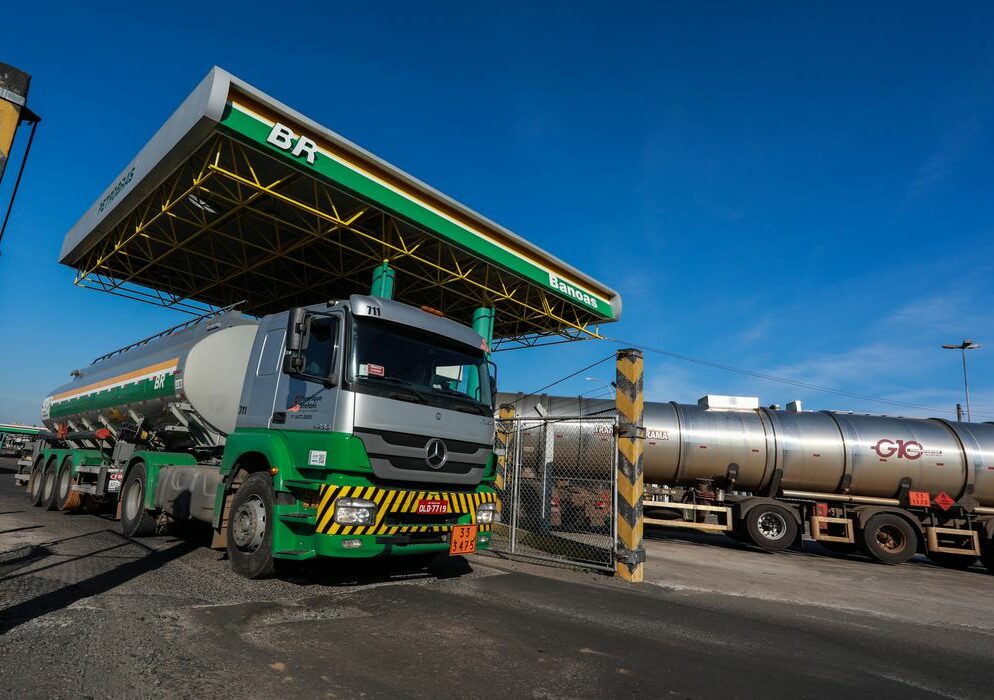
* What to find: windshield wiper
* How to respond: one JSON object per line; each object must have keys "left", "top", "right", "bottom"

{"left": 365, "top": 376, "right": 428, "bottom": 404}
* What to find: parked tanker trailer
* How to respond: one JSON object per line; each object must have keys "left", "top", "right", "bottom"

{"left": 502, "top": 393, "right": 994, "bottom": 570}
{"left": 16, "top": 297, "right": 498, "bottom": 578}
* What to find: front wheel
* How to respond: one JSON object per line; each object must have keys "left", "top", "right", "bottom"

{"left": 120, "top": 463, "right": 157, "bottom": 537}
{"left": 860, "top": 514, "right": 918, "bottom": 565}
{"left": 744, "top": 504, "right": 798, "bottom": 552}
{"left": 226, "top": 472, "right": 277, "bottom": 579}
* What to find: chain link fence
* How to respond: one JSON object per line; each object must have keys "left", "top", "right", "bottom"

{"left": 491, "top": 415, "right": 617, "bottom": 571}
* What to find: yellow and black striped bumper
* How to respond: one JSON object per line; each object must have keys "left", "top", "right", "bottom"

{"left": 315, "top": 484, "right": 498, "bottom": 536}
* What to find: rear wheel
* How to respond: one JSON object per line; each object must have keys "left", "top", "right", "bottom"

{"left": 744, "top": 504, "right": 798, "bottom": 551}
{"left": 120, "top": 463, "right": 157, "bottom": 537}
{"left": 28, "top": 462, "right": 46, "bottom": 506}
{"left": 981, "top": 535, "right": 994, "bottom": 574}
{"left": 42, "top": 463, "right": 60, "bottom": 511}
{"left": 926, "top": 552, "right": 977, "bottom": 570}
{"left": 860, "top": 514, "right": 918, "bottom": 565}
{"left": 226, "top": 472, "right": 277, "bottom": 579}
{"left": 55, "top": 458, "right": 81, "bottom": 512}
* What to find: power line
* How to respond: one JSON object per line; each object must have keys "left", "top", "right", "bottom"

{"left": 504, "top": 353, "right": 616, "bottom": 409}
{"left": 602, "top": 336, "right": 994, "bottom": 420}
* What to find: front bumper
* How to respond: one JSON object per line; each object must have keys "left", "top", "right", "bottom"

{"left": 272, "top": 483, "right": 497, "bottom": 559}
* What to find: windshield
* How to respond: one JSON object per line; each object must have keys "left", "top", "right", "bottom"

{"left": 349, "top": 317, "right": 492, "bottom": 413}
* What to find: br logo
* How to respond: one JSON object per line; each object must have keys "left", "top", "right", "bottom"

{"left": 872, "top": 438, "right": 923, "bottom": 460}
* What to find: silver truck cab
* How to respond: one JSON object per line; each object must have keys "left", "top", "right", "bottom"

{"left": 237, "top": 295, "right": 496, "bottom": 486}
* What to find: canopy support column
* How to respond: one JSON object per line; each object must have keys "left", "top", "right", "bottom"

{"left": 467, "top": 306, "right": 495, "bottom": 400}
{"left": 370, "top": 260, "right": 395, "bottom": 299}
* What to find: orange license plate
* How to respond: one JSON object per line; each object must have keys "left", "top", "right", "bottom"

{"left": 449, "top": 524, "right": 478, "bottom": 555}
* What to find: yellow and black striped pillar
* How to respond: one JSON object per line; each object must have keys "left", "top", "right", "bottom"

{"left": 0, "top": 63, "right": 31, "bottom": 185}
{"left": 494, "top": 403, "right": 515, "bottom": 513}
{"left": 615, "top": 348, "right": 645, "bottom": 581}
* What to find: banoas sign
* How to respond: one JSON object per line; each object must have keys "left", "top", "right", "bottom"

{"left": 549, "top": 273, "right": 599, "bottom": 311}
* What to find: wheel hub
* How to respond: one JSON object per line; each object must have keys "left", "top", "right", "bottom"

{"left": 232, "top": 495, "right": 267, "bottom": 552}
{"left": 757, "top": 512, "right": 787, "bottom": 540}
{"left": 876, "top": 525, "right": 905, "bottom": 552}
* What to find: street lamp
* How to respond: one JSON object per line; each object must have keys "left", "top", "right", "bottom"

{"left": 584, "top": 377, "right": 616, "bottom": 397}
{"left": 942, "top": 339, "right": 981, "bottom": 421}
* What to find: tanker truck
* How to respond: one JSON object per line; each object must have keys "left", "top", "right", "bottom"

{"left": 18, "top": 296, "right": 499, "bottom": 578}
{"left": 500, "top": 393, "right": 994, "bottom": 571}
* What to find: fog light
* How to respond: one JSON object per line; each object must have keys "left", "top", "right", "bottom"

{"left": 342, "top": 539, "right": 363, "bottom": 549}
{"left": 334, "top": 497, "right": 376, "bottom": 525}
{"left": 476, "top": 502, "right": 497, "bottom": 525}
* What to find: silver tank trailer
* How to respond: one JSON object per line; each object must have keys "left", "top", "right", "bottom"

{"left": 498, "top": 393, "right": 994, "bottom": 507}
{"left": 42, "top": 312, "right": 259, "bottom": 449}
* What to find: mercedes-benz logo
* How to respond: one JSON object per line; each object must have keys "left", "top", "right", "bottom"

{"left": 424, "top": 438, "right": 447, "bottom": 470}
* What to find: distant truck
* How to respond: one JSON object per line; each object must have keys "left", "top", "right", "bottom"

{"left": 509, "top": 393, "right": 994, "bottom": 571}
{"left": 2, "top": 424, "right": 40, "bottom": 465}
{"left": 16, "top": 296, "right": 499, "bottom": 578}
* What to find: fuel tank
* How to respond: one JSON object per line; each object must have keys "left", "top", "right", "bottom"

{"left": 42, "top": 312, "right": 259, "bottom": 448}
{"left": 497, "top": 393, "right": 994, "bottom": 507}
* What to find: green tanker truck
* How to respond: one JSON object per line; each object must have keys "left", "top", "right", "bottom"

{"left": 19, "top": 296, "right": 498, "bottom": 578}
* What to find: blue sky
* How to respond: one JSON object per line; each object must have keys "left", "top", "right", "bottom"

{"left": 1, "top": 2, "right": 992, "bottom": 423}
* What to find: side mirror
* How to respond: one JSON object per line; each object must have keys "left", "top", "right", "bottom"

{"left": 283, "top": 308, "right": 308, "bottom": 374}
{"left": 487, "top": 359, "right": 499, "bottom": 409}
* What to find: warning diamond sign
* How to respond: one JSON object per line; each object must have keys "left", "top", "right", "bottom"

{"left": 934, "top": 492, "right": 955, "bottom": 511}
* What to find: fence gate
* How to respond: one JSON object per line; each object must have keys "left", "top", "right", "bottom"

{"left": 490, "top": 415, "right": 617, "bottom": 572}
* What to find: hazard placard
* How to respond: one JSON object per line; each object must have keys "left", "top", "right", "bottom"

{"left": 908, "top": 491, "right": 931, "bottom": 507}
{"left": 934, "top": 492, "right": 955, "bottom": 511}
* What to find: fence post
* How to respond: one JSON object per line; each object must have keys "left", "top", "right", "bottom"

{"left": 615, "top": 348, "right": 645, "bottom": 581}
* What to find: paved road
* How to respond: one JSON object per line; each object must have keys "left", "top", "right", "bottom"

{"left": 2, "top": 458, "right": 993, "bottom": 699}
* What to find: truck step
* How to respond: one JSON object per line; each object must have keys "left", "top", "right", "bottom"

{"left": 72, "top": 484, "right": 98, "bottom": 494}
{"left": 273, "top": 549, "right": 316, "bottom": 560}
{"left": 279, "top": 512, "right": 315, "bottom": 522}
{"left": 13, "top": 473, "right": 29, "bottom": 485}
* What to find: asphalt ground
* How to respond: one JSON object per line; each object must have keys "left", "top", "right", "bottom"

{"left": 2, "top": 457, "right": 994, "bottom": 699}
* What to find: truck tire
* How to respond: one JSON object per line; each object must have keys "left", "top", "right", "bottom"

{"left": 42, "top": 463, "right": 60, "bottom": 511}
{"left": 744, "top": 504, "right": 797, "bottom": 551}
{"left": 55, "top": 458, "right": 78, "bottom": 512}
{"left": 28, "top": 463, "right": 46, "bottom": 506}
{"left": 860, "top": 514, "right": 917, "bottom": 565}
{"left": 926, "top": 552, "right": 977, "bottom": 570}
{"left": 226, "top": 472, "right": 277, "bottom": 579}
{"left": 120, "top": 464, "right": 158, "bottom": 537}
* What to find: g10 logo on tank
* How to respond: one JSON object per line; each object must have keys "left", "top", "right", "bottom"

{"left": 871, "top": 438, "right": 940, "bottom": 460}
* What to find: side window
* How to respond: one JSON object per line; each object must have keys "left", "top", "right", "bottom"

{"left": 302, "top": 317, "right": 340, "bottom": 379}
{"left": 257, "top": 329, "right": 286, "bottom": 377}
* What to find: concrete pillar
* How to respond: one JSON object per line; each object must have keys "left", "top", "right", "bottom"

{"left": 615, "top": 348, "right": 645, "bottom": 581}
{"left": 370, "top": 260, "right": 395, "bottom": 299}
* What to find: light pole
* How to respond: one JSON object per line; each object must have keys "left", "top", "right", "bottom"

{"left": 584, "top": 377, "right": 616, "bottom": 397}
{"left": 942, "top": 340, "right": 980, "bottom": 421}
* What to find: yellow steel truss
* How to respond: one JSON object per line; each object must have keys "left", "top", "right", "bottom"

{"left": 73, "top": 135, "right": 604, "bottom": 348}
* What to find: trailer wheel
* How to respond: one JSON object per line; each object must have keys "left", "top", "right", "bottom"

{"left": 55, "top": 458, "right": 79, "bottom": 512}
{"left": 744, "top": 504, "right": 797, "bottom": 551}
{"left": 860, "top": 514, "right": 917, "bottom": 565}
{"left": 28, "top": 463, "right": 46, "bottom": 506}
{"left": 926, "top": 552, "right": 977, "bottom": 570}
{"left": 120, "top": 463, "right": 157, "bottom": 537}
{"left": 42, "top": 463, "right": 60, "bottom": 511}
{"left": 226, "top": 472, "right": 276, "bottom": 579}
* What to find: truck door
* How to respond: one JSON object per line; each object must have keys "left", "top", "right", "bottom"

{"left": 271, "top": 312, "right": 345, "bottom": 432}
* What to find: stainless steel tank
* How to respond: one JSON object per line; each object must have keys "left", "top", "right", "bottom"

{"left": 498, "top": 393, "right": 994, "bottom": 507}
{"left": 42, "top": 312, "right": 259, "bottom": 448}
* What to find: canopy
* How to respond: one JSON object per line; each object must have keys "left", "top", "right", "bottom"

{"left": 61, "top": 68, "right": 622, "bottom": 349}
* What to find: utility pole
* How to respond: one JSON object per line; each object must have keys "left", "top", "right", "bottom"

{"left": 942, "top": 340, "right": 980, "bottom": 422}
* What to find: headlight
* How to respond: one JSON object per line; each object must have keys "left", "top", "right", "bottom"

{"left": 476, "top": 502, "right": 497, "bottom": 524}
{"left": 334, "top": 497, "right": 377, "bottom": 525}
